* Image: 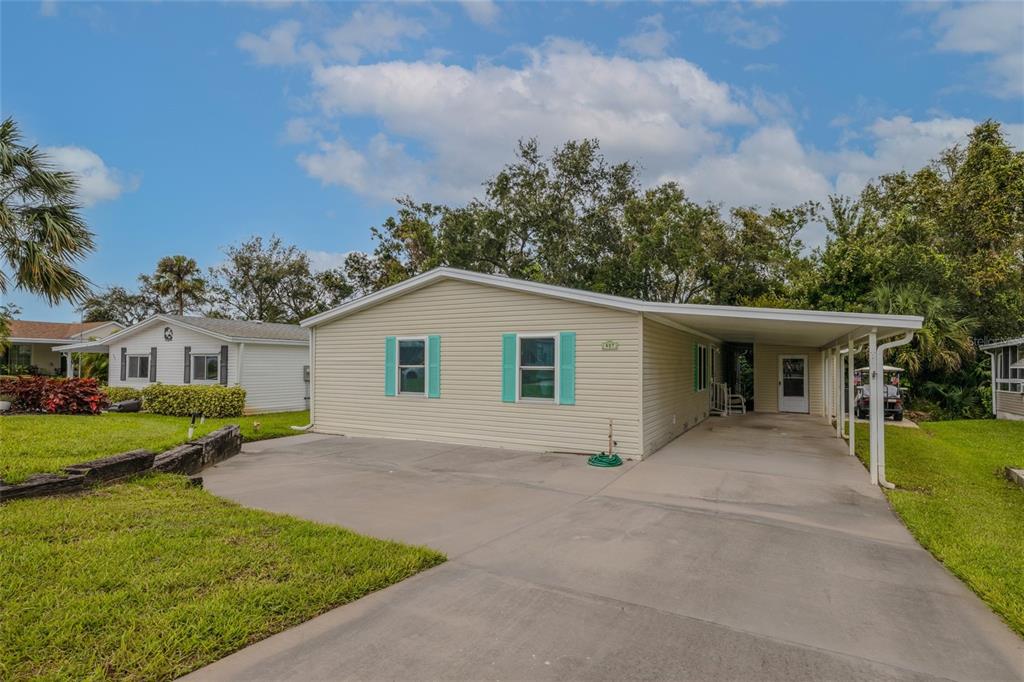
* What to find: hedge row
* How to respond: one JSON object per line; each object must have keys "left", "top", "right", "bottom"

{"left": 102, "top": 386, "right": 143, "bottom": 404}
{"left": 140, "top": 384, "right": 246, "bottom": 418}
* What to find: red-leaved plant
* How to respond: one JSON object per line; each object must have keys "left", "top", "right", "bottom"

{"left": 0, "top": 376, "right": 107, "bottom": 414}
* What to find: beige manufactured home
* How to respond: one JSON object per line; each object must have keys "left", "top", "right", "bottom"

{"left": 302, "top": 268, "right": 921, "bottom": 473}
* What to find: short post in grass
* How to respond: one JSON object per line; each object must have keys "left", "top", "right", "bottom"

{"left": 188, "top": 412, "right": 198, "bottom": 440}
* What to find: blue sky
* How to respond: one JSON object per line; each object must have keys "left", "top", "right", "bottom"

{"left": 2, "top": 0, "right": 1022, "bottom": 321}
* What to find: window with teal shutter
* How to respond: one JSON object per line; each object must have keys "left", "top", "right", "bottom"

{"left": 427, "top": 335, "right": 441, "bottom": 398}
{"left": 558, "top": 331, "right": 576, "bottom": 405}
{"left": 501, "top": 333, "right": 516, "bottom": 402}
{"left": 384, "top": 336, "right": 397, "bottom": 396}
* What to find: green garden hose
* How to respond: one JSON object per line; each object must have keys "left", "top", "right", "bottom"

{"left": 588, "top": 452, "right": 623, "bottom": 467}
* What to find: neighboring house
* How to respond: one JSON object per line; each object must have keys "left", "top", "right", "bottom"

{"left": 980, "top": 338, "right": 1024, "bottom": 420}
{"left": 301, "top": 268, "right": 922, "bottom": 461}
{"left": 55, "top": 315, "right": 310, "bottom": 413}
{"left": 2, "top": 320, "right": 122, "bottom": 375}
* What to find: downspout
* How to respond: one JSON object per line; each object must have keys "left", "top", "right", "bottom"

{"left": 846, "top": 336, "right": 860, "bottom": 457}
{"left": 875, "top": 331, "right": 915, "bottom": 489}
{"left": 292, "top": 326, "right": 315, "bottom": 431}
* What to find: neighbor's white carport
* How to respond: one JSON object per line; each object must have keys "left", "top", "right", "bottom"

{"left": 626, "top": 302, "right": 922, "bottom": 487}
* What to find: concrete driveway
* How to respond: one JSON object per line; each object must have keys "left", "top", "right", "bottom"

{"left": 186, "top": 414, "right": 1023, "bottom": 681}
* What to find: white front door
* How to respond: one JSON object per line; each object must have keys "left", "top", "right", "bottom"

{"left": 779, "top": 355, "right": 809, "bottom": 413}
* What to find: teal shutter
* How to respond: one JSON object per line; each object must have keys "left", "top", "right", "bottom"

{"left": 692, "top": 343, "right": 698, "bottom": 391}
{"left": 427, "top": 335, "right": 441, "bottom": 398}
{"left": 558, "top": 331, "right": 576, "bottom": 405}
{"left": 501, "top": 333, "right": 516, "bottom": 402}
{"left": 384, "top": 336, "right": 397, "bottom": 396}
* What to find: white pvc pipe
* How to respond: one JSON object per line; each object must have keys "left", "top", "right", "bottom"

{"left": 868, "top": 330, "right": 879, "bottom": 485}
{"left": 835, "top": 343, "right": 843, "bottom": 438}
{"left": 847, "top": 336, "right": 857, "bottom": 457}
{"left": 876, "top": 331, "right": 915, "bottom": 489}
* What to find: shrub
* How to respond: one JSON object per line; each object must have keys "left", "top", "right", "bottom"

{"left": 0, "top": 376, "right": 49, "bottom": 411}
{"left": 41, "top": 378, "right": 107, "bottom": 414}
{"left": 0, "top": 376, "right": 107, "bottom": 414}
{"left": 102, "top": 386, "right": 143, "bottom": 404}
{"left": 140, "top": 384, "right": 246, "bottom": 418}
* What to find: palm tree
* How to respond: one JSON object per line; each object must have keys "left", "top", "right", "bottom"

{"left": 0, "top": 117, "right": 95, "bottom": 306}
{"left": 868, "top": 282, "right": 975, "bottom": 376}
{"left": 142, "top": 255, "right": 207, "bottom": 315}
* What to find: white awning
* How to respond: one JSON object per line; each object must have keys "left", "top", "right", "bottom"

{"left": 52, "top": 341, "right": 109, "bottom": 353}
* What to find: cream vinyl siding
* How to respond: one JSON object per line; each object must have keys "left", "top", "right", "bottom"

{"left": 995, "top": 391, "right": 1024, "bottom": 420}
{"left": 240, "top": 343, "right": 309, "bottom": 413}
{"left": 313, "top": 278, "right": 642, "bottom": 457}
{"left": 753, "top": 344, "right": 823, "bottom": 415}
{"left": 108, "top": 323, "right": 239, "bottom": 388}
{"left": 642, "top": 318, "right": 718, "bottom": 456}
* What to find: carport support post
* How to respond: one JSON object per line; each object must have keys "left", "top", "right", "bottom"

{"left": 847, "top": 335, "right": 855, "bottom": 456}
{"left": 868, "top": 330, "right": 879, "bottom": 486}
{"left": 823, "top": 351, "right": 831, "bottom": 424}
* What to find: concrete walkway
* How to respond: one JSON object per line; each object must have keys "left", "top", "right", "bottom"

{"left": 185, "top": 413, "right": 1023, "bottom": 681}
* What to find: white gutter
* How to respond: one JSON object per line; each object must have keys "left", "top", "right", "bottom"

{"left": 875, "top": 331, "right": 915, "bottom": 489}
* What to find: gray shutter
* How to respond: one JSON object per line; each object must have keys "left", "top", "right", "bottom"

{"left": 120, "top": 347, "right": 127, "bottom": 381}
{"left": 220, "top": 345, "right": 228, "bottom": 385}
{"left": 149, "top": 347, "right": 157, "bottom": 382}
{"left": 184, "top": 346, "right": 191, "bottom": 384}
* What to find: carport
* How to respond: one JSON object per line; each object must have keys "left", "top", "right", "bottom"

{"left": 642, "top": 304, "right": 922, "bottom": 487}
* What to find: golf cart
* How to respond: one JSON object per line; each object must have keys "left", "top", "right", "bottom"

{"left": 854, "top": 365, "right": 905, "bottom": 421}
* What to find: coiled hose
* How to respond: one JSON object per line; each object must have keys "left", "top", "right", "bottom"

{"left": 587, "top": 452, "right": 623, "bottom": 467}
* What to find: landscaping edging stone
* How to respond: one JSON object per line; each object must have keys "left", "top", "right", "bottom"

{"left": 0, "top": 425, "right": 242, "bottom": 502}
{"left": 1005, "top": 467, "right": 1024, "bottom": 489}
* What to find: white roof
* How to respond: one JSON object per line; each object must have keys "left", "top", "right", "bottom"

{"left": 302, "top": 267, "right": 922, "bottom": 349}
{"left": 979, "top": 337, "right": 1024, "bottom": 350}
{"left": 53, "top": 314, "right": 308, "bottom": 353}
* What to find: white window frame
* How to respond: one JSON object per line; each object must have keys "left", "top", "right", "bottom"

{"left": 995, "top": 345, "right": 1023, "bottom": 392}
{"left": 191, "top": 353, "right": 221, "bottom": 384}
{"left": 126, "top": 354, "right": 150, "bottom": 381}
{"left": 396, "top": 336, "right": 428, "bottom": 397}
{"left": 516, "top": 332, "right": 559, "bottom": 404}
{"left": 696, "top": 343, "right": 708, "bottom": 392}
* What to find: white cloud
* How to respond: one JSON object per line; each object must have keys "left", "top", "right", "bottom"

{"left": 298, "top": 133, "right": 431, "bottom": 201}
{"left": 237, "top": 20, "right": 310, "bottom": 65}
{"left": 39, "top": 0, "right": 57, "bottom": 17}
{"left": 461, "top": 0, "right": 500, "bottom": 27}
{"left": 281, "top": 117, "right": 317, "bottom": 144}
{"left": 43, "top": 146, "right": 137, "bottom": 207}
{"left": 324, "top": 6, "right": 426, "bottom": 63}
{"left": 705, "top": 6, "right": 782, "bottom": 50}
{"left": 306, "top": 249, "right": 353, "bottom": 272}
{"left": 932, "top": 2, "right": 1024, "bottom": 98}
{"left": 676, "top": 126, "right": 832, "bottom": 211}
{"left": 305, "top": 39, "right": 752, "bottom": 201}
{"left": 619, "top": 14, "right": 673, "bottom": 58}
{"left": 829, "top": 116, "right": 1024, "bottom": 196}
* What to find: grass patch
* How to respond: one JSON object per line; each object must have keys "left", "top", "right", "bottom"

{"left": 854, "top": 419, "right": 1024, "bottom": 636}
{"left": 0, "top": 474, "right": 445, "bottom": 680}
{"left": 0, "top": 410, "right": 309, "bottom": 483}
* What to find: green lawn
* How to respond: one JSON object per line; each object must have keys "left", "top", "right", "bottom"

{"left": 0, "top": 474, "right": 445, "bottom": 681}
{"left": 855, "top": 419, "right": 1024, "bottom": 636}
{"left": 0, "top": 410, "right": 310, "bottom": 484}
